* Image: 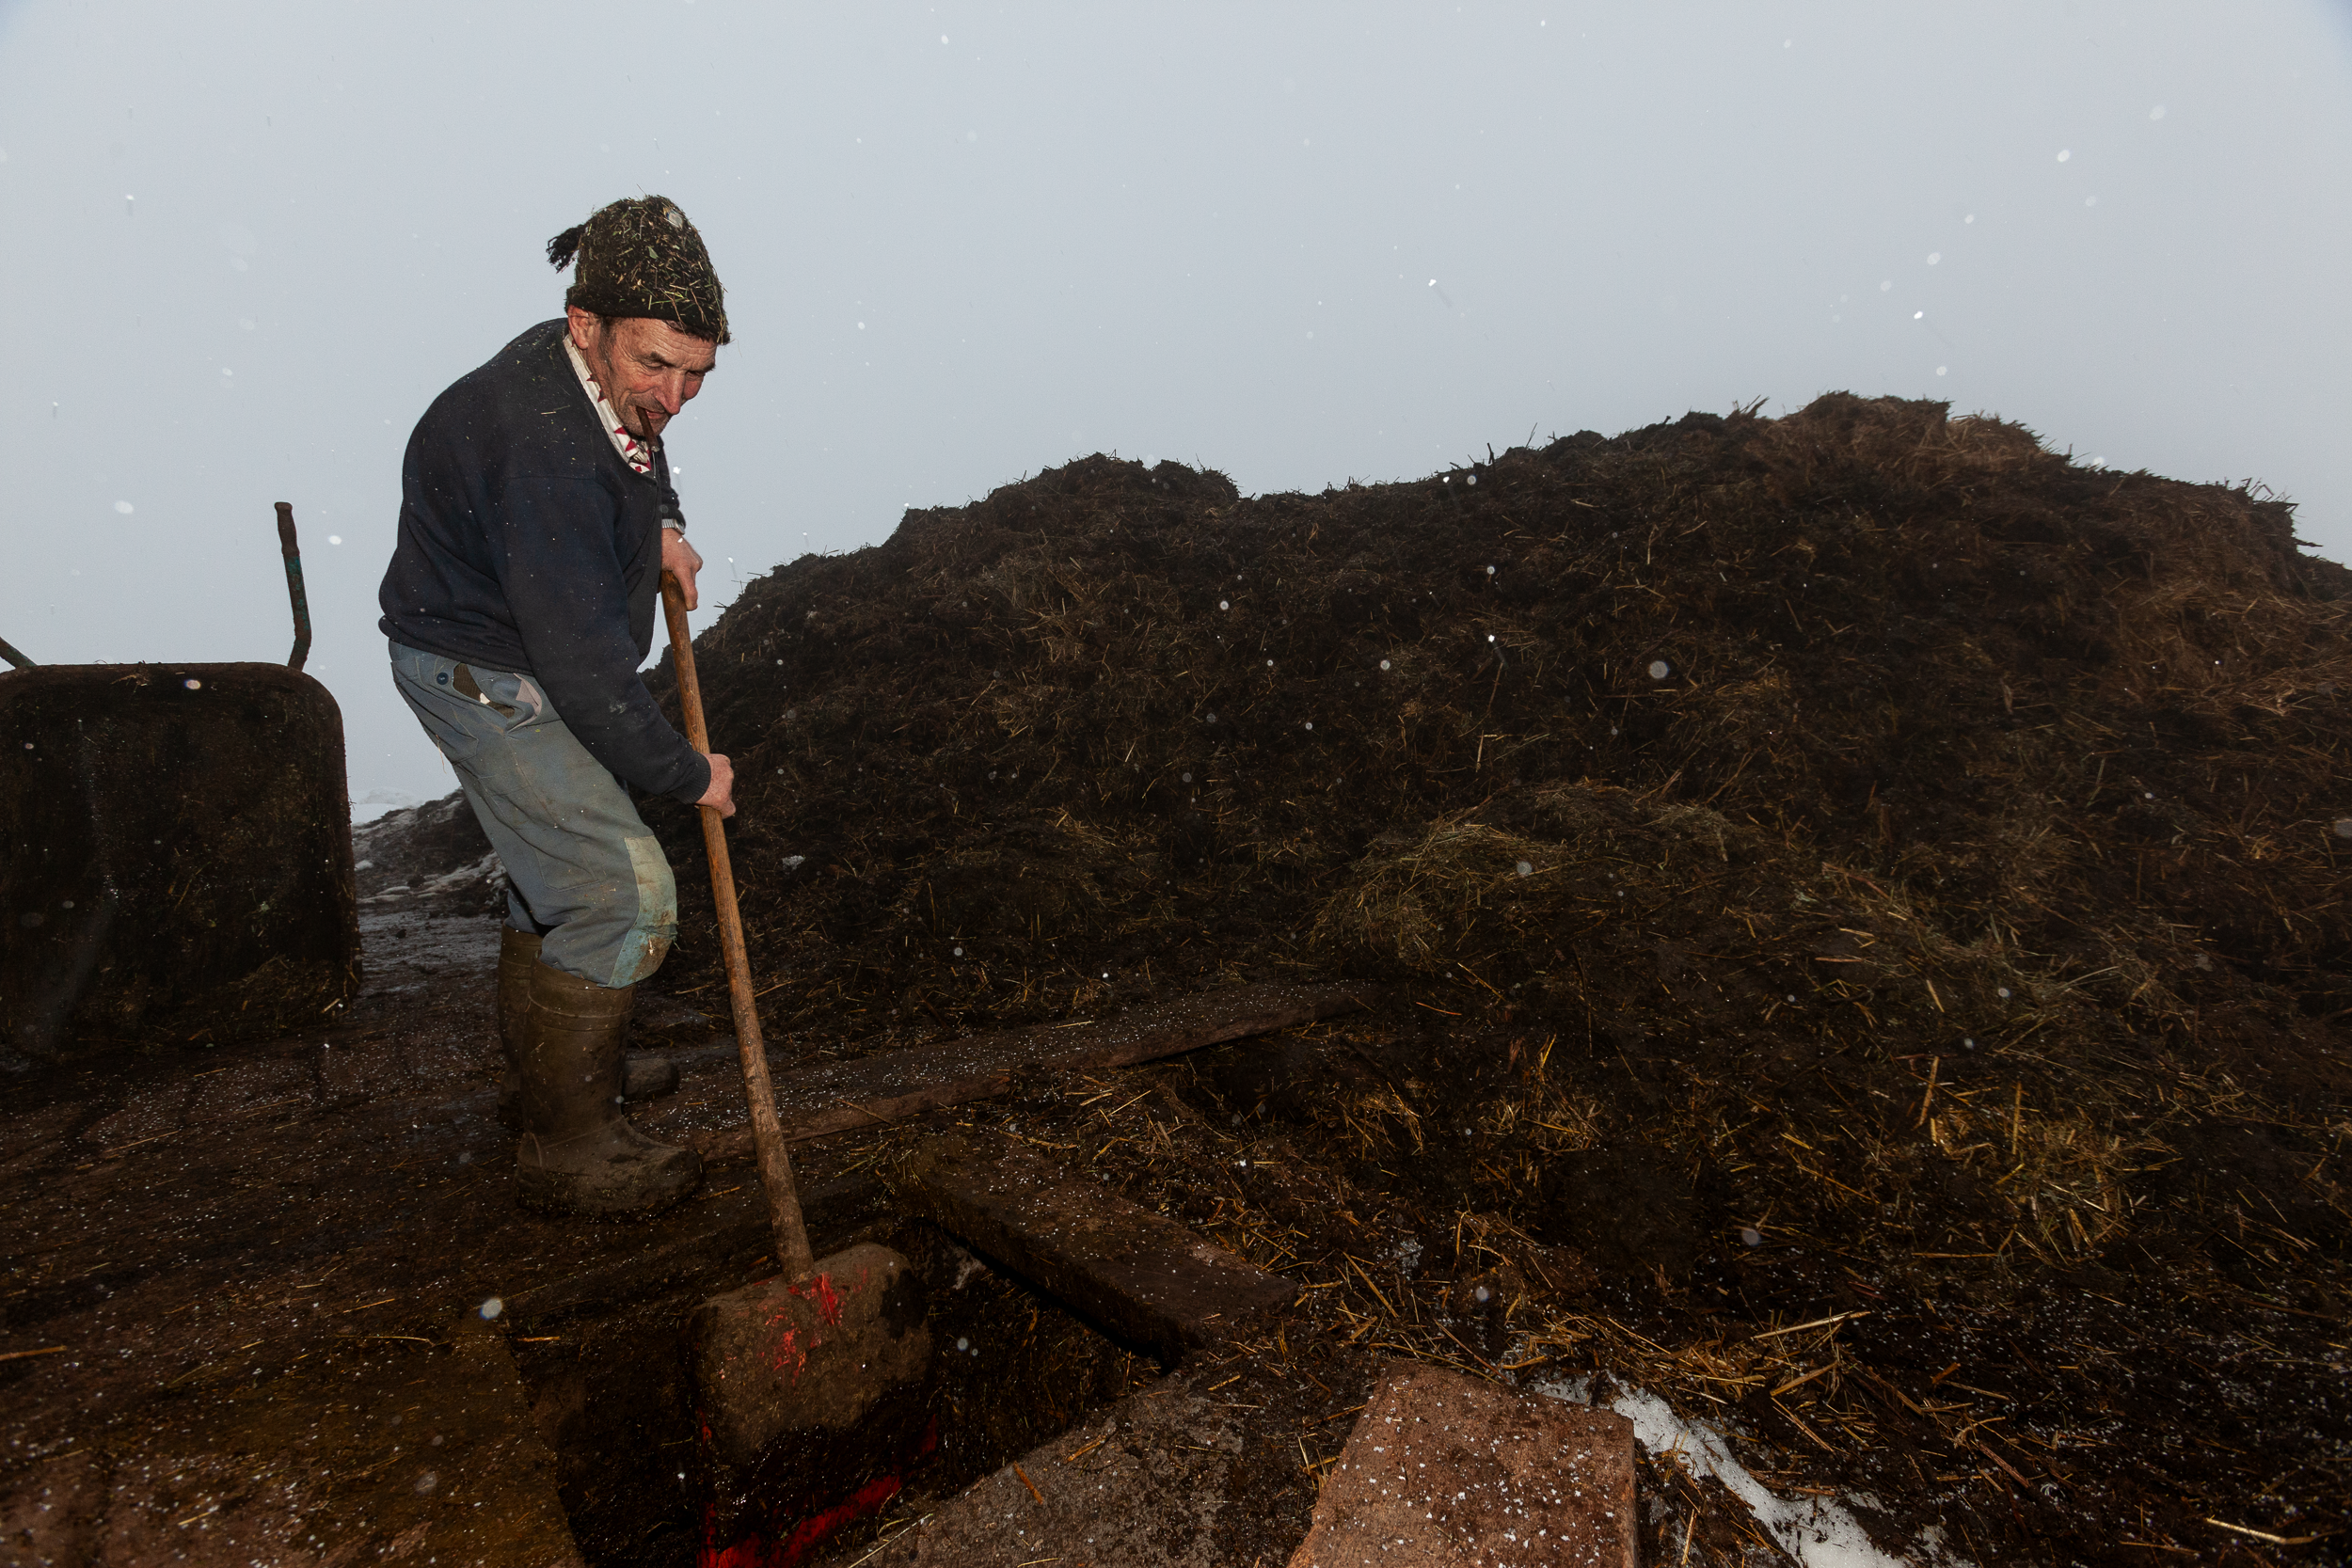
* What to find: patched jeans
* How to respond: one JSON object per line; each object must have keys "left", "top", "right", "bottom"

{"left": 389, "top": 641, "right": 678, "bottom": 990}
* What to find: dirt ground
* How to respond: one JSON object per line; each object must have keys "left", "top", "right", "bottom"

{"left": 0, "top": 906, "right": 947, "bottom": 1566}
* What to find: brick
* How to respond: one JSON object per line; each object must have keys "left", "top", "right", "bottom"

{"left": 1289, "top": 1362, "right": 1637, "bottom": 1568}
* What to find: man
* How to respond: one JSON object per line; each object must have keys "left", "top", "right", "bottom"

{"left": 378, "top": 196, "right": 737, "bottom": 1218}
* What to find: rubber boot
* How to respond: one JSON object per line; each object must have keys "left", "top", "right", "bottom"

{"left": 496, "top": 928, "right": 677, "bottom": 1131}
{"left": 514, "top": 960, "right": 703, "bottom": 1218}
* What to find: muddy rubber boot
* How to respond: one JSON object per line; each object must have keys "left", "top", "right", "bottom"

{"left": 513, "top": 961, "right": 703, "bottom": 1218}
{"left": 497, "top": 928, "right": 678, "bottom": 1131}
{"left": 493, "top": 927, "right": 540, "bottom": 1131}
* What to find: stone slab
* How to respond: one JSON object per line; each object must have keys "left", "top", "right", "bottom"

{"left": 1288, "top": 1362, "right": 1638, "bottom": 1568}
{"left": 898, "top": 1131, "right": 1298, "bottom": 1360}
{"left": 862, "top": 1346, "right": 1375, "bottom": 1568}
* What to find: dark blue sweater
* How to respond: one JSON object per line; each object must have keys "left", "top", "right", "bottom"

{"left": 378, "top": 320, "right": 710, "bottom": 805}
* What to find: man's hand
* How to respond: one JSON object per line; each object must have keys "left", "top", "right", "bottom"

{"left": 696, "top": 752, "right": 736, "bottom": 818}
{"left": 662, "top": 529, "right": 705, "bottom": 611}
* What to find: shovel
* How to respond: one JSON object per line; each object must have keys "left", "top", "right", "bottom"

{"left": 660, "top": 573, "right": 931, "bottom": 1548}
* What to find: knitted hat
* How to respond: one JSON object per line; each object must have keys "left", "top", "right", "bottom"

{"left": 547, "top": 196, "right": 730, "bottom": 344}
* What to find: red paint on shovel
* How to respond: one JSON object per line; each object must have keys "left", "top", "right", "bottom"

{"left": 790, "top": 1269, "right": 847, "bottom": 1327}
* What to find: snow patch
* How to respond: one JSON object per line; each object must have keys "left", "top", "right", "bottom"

{"left": 350, "top": 787, "right": 429, "bottom": 824}
{"left": 1537, "top": 1381, "right": 1967, "bottom": 1568}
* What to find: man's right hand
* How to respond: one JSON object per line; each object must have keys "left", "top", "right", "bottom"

{"left": 696, "top": 752, "right": 737, "bottom": 818}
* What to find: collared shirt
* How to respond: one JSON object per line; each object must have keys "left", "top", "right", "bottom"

{"left": 563, "top": 331, "right": 660, "bottom": 479}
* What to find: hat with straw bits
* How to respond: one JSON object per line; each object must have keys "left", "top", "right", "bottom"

{"left": 547, "top": 195, "right": 729, "bottom": 344}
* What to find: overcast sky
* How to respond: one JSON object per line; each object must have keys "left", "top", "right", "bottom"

{"left": 4, "top": 2, "right": 2348, "bottom": 813}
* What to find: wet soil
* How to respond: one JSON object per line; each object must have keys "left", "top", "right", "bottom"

{"left": 0, "top": 912, "right": 922, "bottom": 1565}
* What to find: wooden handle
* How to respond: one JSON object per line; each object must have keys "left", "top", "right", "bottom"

{"left": 661, "top": 573, "right": 815, "bottom": 1279}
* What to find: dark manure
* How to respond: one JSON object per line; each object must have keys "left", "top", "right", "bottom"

{"left": 641, "top": 395, "right": 2352, "bottom": 1561}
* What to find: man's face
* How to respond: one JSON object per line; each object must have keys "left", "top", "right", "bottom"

{"left": 565, "top": 307, "right": 717, "bottom": 442}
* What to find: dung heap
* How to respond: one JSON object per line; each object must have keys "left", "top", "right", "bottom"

{"left": 647, "top": 393, "right": 2349, "bottom": 1060}
{"left": 635, "top": 392, "right": 2349, "bottom": 1557}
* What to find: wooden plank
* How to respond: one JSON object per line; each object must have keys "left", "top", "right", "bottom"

{"left": 898, "top": 1132, "right": 1298, "bottom": 1360}
{"left": 687, "top": 981, "right": 1373, "bottom": 1164}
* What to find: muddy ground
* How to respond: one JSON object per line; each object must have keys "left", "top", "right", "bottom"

{"left": 7, "top": 394, "right": 2348, "bottom": 1564}
{"left": 0, "top": 907, "right": 1003, "bottom": 1566}
{"left": 0, "top": 909, "right": 1492, "bottom": 1568}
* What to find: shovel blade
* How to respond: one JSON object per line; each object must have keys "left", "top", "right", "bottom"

{"left": 691, "top": 1242, "right": 931, "bottom": 1549}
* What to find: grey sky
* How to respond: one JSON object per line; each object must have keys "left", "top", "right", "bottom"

{"left": 4, "top": 2, "right": 2348, "bottom": 812}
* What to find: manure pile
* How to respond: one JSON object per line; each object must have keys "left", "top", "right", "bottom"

{"left": 644, "top": 394, "right": 2351, "bottom": 1559}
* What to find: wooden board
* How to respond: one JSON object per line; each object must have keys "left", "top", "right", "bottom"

{"left": 686, "top": 980, "right": 1373, "bottom": 1164}
{"left": 899, "top": 1131, "right": 1298, "bottom": 1360}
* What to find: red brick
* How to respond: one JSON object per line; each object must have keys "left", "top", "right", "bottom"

{"left": 1290, "top": 1362, "right": 1637, "bottom": 1568}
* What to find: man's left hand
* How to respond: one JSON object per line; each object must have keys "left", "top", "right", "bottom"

{"left": 662, "top": 529, "right": 705, "bottom": 610}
